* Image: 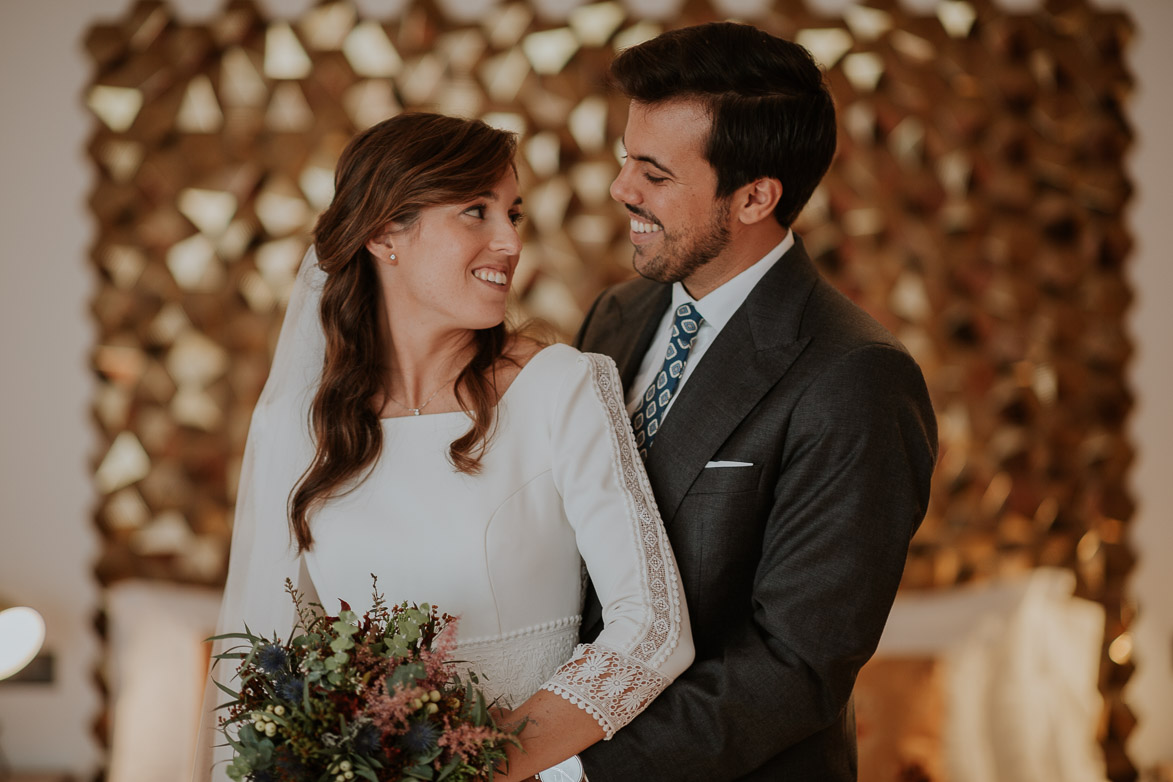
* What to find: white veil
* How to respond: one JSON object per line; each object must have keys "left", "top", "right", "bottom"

{"left": 192, "top": 246, "right": 326, "bottom": 780}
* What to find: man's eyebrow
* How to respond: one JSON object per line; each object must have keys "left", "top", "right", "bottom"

{"left": 634, "top": 154, "right": 676, "bottom": 178}
{"left": 619, "top": 137, "right": 677, "bottom": 178}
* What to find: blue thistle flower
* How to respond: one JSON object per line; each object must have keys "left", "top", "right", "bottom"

{"left": 276, "top": 674, "right": 304, "bottom": 702}
{"left": 256, "top": 643, "right": 288, "bottom": 674}
{"left": 353, "top": 722, "right": 381, "bottom": 756}
{"left": 399, "top": 720, "right": 440, "bottom": 755}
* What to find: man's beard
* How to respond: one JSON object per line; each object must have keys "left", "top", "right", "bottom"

{"left": 632, "top": 198, "right": 732, "bottom": 284}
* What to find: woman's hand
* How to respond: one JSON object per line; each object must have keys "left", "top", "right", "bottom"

{"left": 489, "top": 690, "right": 604, "bottom": 781}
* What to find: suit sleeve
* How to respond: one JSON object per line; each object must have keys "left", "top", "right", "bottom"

{"left": 580, "top": 342, "right": 938, "bottom": 780}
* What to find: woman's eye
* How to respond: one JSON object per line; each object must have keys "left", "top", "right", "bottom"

{"left": 510, "top": 211, "right": 526, "bottom": 227}
{"left": 464, "top": 205, "right": 486, "bottom": 219}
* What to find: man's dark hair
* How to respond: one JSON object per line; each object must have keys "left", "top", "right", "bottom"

{"left": 610, "top": 22, "right": 837, "bottom": 227}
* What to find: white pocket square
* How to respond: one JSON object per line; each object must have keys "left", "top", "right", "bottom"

{"left": 704, "top": 460, "right": 753, "bottom": 468}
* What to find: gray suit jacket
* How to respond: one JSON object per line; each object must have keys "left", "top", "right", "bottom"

{"left": 575, "top": 237, "right": 938, "bottom": 781}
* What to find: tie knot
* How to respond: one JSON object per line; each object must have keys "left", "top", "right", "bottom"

{"left": 673, "top": 302, "right": 702, "bottom": 332}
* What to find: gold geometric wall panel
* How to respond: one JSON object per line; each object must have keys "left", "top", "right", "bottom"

{"left": 86, "top": 0, "right": 1135, "bottom": 775}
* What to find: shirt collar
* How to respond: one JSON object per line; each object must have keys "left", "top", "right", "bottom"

{"left": 670, "top": 231, "right": 794, "bottom": 331}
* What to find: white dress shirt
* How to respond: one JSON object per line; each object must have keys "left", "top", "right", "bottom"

{"left": 625, "top": 232, "right": 795, "bottom": 418}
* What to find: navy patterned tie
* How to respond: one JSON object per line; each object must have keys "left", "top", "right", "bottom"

{"left": 632, "top": 303, "right": 704, "bottom": 459}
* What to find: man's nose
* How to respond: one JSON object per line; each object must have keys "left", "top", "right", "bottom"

{"left": 610, "top": 162, "right": 638, "bottom": 206}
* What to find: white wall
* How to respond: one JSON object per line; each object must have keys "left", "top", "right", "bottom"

{"left": 1116, "top": 0, "right": 1173, "bottom": 765}
{"left": 1, "top": 0, "right": 117, "bottom": 771}
{"left": 0, "top": 0, "right": 1168, "bottom": 776}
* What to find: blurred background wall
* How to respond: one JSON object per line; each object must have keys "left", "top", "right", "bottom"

{"left": 0, "top": 0, "right": 1169, "bottom": 778}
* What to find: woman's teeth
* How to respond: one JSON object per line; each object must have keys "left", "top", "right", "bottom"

{"left": 473, "top": 269, "right": 508, "bottom": 286}
{"left": 631, "top": 219, "right": 662, "bottom": 234}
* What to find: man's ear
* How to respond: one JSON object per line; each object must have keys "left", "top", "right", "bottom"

{"left": 735, "top": 178, "right": 783, "bottom": 226}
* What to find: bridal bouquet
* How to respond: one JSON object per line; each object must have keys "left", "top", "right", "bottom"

{"left": 210, "top": 578, "right": 521, "bottom": 781}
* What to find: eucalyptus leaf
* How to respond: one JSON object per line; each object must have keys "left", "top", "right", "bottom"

{"left": 405, "top": 763, "right": 435, "bottom": 780}
{"left": 387, "top": 661, "right": 426, "bottom": 691}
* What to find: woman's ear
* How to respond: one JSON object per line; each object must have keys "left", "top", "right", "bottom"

{"left": 735, "top": 178, "right": 783, "bottom": 226}
{"left": 365, "top": 231, "right": 397, "bottom": 265}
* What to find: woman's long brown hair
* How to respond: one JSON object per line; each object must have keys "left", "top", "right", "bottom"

{"left": 289, "top": 113, "right": 519, "bottom": 551}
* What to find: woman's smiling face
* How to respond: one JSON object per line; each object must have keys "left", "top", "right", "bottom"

{"left": 372, "top": 168, "right": 524, "bottom": 333}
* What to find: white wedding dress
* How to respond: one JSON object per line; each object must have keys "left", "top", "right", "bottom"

{"left": 193, "top": 252, "right": 693, "bottom": 780}
{"left": 307, "top": 343, "right": 692, "bottom": 716}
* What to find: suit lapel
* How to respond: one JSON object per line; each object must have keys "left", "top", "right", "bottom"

{"left": 593, "top": 281, "right": 671, "bottom": 389}
{"left": 644, "top": 239, "right": 821, "bottom": 523}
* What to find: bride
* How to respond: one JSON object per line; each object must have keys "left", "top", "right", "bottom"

{"left": 194, "top": 112, "right": 693, "bottom": 780}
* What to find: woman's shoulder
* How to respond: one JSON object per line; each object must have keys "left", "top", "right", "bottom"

{"left": 501, "top": 342, "right": 623, "bottom": 413}
{"left": 508, "top": 340, "right": 618, "bottom": 377}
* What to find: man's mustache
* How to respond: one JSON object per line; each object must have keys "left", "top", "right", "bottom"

{"left": 623, "top": 204, "right": 661, "bottom": 226}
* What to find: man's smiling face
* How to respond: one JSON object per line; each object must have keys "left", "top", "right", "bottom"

{"left": 609, "top": 99, "right": 734, "bottom": 286}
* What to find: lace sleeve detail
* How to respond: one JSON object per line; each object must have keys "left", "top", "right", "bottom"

{"left": 539, "top": 352, "right": 692, "bottom": 737}
{"left": 540, "top": 644, "right": 669, "bottom": 739}
{"left": 580, "top": 353, "right": 684, "bottom": 669}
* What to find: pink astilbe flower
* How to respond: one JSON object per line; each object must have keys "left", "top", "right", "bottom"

{"left": 364, "top": 683, "right": 425, "bottom": 733}
{"left": 437, "top": 723, "right": 511, "bottom": 764}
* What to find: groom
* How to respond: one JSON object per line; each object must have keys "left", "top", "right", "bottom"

{"left": 573, "top": 22, "right": 938, "bottom": 781}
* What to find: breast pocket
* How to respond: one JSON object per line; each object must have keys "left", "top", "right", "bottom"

{"left": 688, "top": 463, "right": 762, "bottom": 495}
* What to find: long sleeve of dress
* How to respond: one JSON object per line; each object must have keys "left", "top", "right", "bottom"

{"left": 539, "top": 351, "right": 695, "bottom": 738}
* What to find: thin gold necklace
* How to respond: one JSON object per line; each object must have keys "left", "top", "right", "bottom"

{"left": 386, "top": 372, "right": 459, "bottom": 416}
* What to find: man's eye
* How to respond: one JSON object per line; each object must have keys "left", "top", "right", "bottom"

{"left": 643, "top": 173, "right": 668, "bottom": 184}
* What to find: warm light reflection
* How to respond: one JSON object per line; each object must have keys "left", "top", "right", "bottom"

{"left": 613, "top": 21, "right": 660, "bottom": 51}
{"left": 569, "top": 2, "right": 626, "bottom": 46}
{"left": 795, "top": 28, "right": 854, "bottom": 69}
{"left": 938, "top": 1, "right": 978, "bottom": 39}
{"left": 95, "top": 431, "right": 151, "bottom": 495}
{"left": 264, "top": 22, "right": 312, "bottom": 79}
{"left": 300, "top": 1, "right": 356, "bottom": 50}
{"left": 844, "top": 5, "right": 892, "bottom": 42}
{"left": 343, "top": 21, "right": 403, "bottom": 77}
{"left": 843, "top": 52, "right": 885, "bottom": 92}
{"left": 177, "top": 189, "right": 237, "bottom": 237}
{"left": 266, "top": 83, "right": 314, "bottom": 132}
{"left": 177, "top": 75, "right": 223, "bottom": 133}
{"left": 522, "top": 28, "right": 579, "bottom": 75}
{"left": 88, "top": 85, "right": 143, "bottom": 132}
{"left": 1108, "top": 632, "right": 1132, "bottom": 665}
{"left": 166, "top": 234, "right": 221, "bottom": 291}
